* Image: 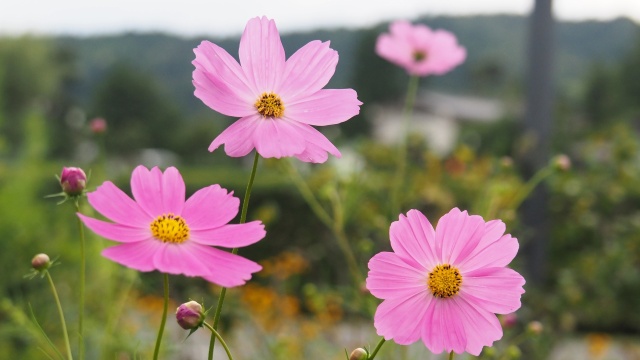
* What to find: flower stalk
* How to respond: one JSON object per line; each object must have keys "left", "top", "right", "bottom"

{"left": 282, "top": 160, "right": 363, "bottom": 284}
{"left": 510, "top": 165, "right": 554, "bottom": 210}
{"left": 152, "top": 273, "right": 169, "bottom": 360}
{"left": 203, "top": 321, "right": 234, "bottom": 360}
{"left": 45, "top": 271, "right": 73, "bottom": 360}
{"left": 209, "top": 151, "right": 260, "bottom": 360}
{"left": 74, "top": 201, "right": 86, "bottom": 360}
{"left": 390, "top": 74, "right": 419, "bottom": 218}
{"left": 367, "top": 338, "right": 386, "bottom": 360}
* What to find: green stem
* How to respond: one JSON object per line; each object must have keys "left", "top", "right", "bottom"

{"left": 203, "top": 322, "right": 234, "bottom": 360}
{"left": 46, "top": 271, "right": 73, "bottom": 360}
{"left": 74, "top": 202, "right": 85, "bottom": 360}
{"left": 152, "top": 274, "right": 169, "bottom": 360}
{"left": 209, "top": 151, "right": 260, "bottom": 360}
{"left": 449, "top": 350, "right": 455, "bottom": 360}
{"left": 390, "top": 75, "right": 419, "bottom": 219}
{"left": 284, "top": 160, "right": 363, "bottom": 283}
{"left": 282, "top": 160, "right": 333, "bottom": 228}
{"left": 510, "top": 166, "right": 553, "bottom": 210}
{"left": 368, "top": 338, "right": 386, "bottom": 360}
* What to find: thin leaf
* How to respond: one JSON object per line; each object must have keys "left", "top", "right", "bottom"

{"left": 28, "top": 303, "right": 65, "bottom": 360}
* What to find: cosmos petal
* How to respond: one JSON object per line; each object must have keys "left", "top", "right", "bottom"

{"left": 209, "top": 116, "right": 259, "bottom": 156}
{"left": 461, "top": 267, "right": 526, "bottom": 314}
{"left": 374, "top": 290, "right": 432, "bottom": 345}
{"left": 279, "top": 40, "right": 338, "bottom": 100}
{"left": 190, "top": 221, "right": 266, "bottom": 247}
{"left": 239, "top": 16, "right": 285, "bottom": 91}
{"left": 78, "top": 213, "right": 150, "bottom": 243}
{"left": 252, "top": 117, "right": 306, "bottom": 158}
{"left": 389, "top": 210, "right": 438, "bottom": 270}
{"left": 161, "top": 166, "right": 185, "bottom": 215}
{"left": 366, "top": 252, "right": 427, "bottom": 300}
{"left": 131, "top": 166, "right": 164, "bottom": 217}
{"left": 193, "top": 40, "right": 256, "bottom": 117}
{"left": 87, "top": 180, "right": 151, "bottom": 227}
{"left": 101, "top": 241, "right": 164, "bottom": 272}
{"left": 285, "top": 89, "right": 361, "bottom": 126}
{"left": 182, "top": 184, "right": 240, "bottom": 230}
{"left": 200, "top": 247, "right": 263, "bottom": 287}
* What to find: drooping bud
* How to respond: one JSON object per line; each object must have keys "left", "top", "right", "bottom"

{"left": 176, "top": 300, "right": 205, "bottom": 330}
{"left": 31, "top": 253, "right": 51, "bottom": 271}
{"left": 348, "top": 348, "right": 368, "bottom": 360}
{"left": 89, "top": 117, "right": 107, "bottom": 134}
{"left": 60, "top": 167, "right": 87, "bottom": 196}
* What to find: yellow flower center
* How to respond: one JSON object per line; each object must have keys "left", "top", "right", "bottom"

{"left": 150, "top": 214, "right": 189, "bottom": 244}
{"left": 428, "top": 264, "right": 462, "bottom": 298}
{"left": 255, "top": 92, "right": 285, "bottom": 118}
{"left": 413, "top": 51, "right": 427, "bottom": 62}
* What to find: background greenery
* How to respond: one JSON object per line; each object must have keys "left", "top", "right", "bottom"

{"left": 1, "top": 14, "right": 639, "bottom": 359}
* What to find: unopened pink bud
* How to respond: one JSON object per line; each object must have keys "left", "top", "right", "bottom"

{"left": 176, "top": 300, "right": 204, "bottom": 330}
{"left": 90, "top": 117, "right": 107, "bottom": 134}
{"left": 500, "top": 313, "right": 517, "bottom": 328}
{"left": 31, "top": 253, "right": 51, "bottom": 271}
{"left": 60, "top": 167, "right": 87, "bottom": 196}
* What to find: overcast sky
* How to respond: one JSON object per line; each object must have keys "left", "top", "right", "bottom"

{"left": 1, "top": 0, "right": 638, "bottom": 37}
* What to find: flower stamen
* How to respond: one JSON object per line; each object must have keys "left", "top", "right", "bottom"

{"left": 255, "top": 92, "right": 285, "bottom": 118}
{"left": 428, "top": 264, "right": 462, "bottom": 298}
{"left": 413, "top": 51, "right": 427, "bottom": 62}
{"left": 150, "top": 214, "right": 190, "bottom": 244}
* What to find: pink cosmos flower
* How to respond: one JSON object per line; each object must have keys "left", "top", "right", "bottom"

{"left": 192, "top": 16, "right": 362, "bottom": 163}
{"left": 366, "top": 208, "right": 525, "bottom": 355}
{"left": 89, "top": 117, "right": 107, "bottom": 134}
{"left": 376, "top": 20, "right": 466, "bottom": 77}
{"left": 77, "top": 165, "right": 265, "bottom": 287}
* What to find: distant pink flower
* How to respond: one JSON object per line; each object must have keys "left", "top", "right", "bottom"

{"left": 366, "top": 208, "right": 525, "bottom": 355}
{"left": 192, "top": 16, "right": 362, "bottom": 163}
{"left": 89, "top": 117, "right": 107, "bottom": 134}
{"left": 376, "top": 21, "right": 466, "bottom": 76}
{"left": 78, "top": 165, "right": 265, "bottom": 287}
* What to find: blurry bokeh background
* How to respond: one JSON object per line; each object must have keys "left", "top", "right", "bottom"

{"left": 1, "top": 1, "right": 640, "bottom": 359}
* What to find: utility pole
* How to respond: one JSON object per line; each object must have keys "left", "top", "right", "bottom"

{"left": 522, "top": 0, "right": 555, "bottom": 285}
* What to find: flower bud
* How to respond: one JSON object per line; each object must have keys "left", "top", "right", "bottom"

{"left": 527, "top": 320, "right": 543, "bottom": 335}
{"left": 349, "top": 348, "right": 368, "bottom": 360}
{"left": 499, "top": 156, "right": 514, "bottom": 169}
{"left": 89, "top": 117, "right": 107, "bottom": 134}
{"left": 176, "top": 300, "right": 204, "bottom": 330}
{"left": 60, "top": 167, "right": 87, "bottom": 196}
{"left": 506, "top": 344, "right": 522, "bottom": 358}
{"left": 500, "top": 313, "right": 517, "bottom": 328}
{"left": 552, "top": 154, "right": 571, "bottom": 171}
{"left": 31, "top": 253, "right": 51, "bottom": 271}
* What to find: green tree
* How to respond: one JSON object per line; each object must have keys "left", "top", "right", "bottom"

{"left": 91, "top": 62, "right": 181, "bottom": 154}
{"left": 0, "top": 37, "right": 61, "bottom": 157}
